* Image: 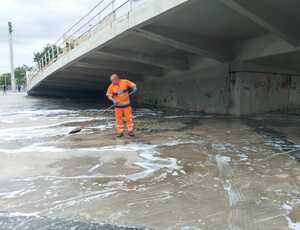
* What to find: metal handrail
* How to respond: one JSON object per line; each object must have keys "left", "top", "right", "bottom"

{"left": 68, "top": 0, "right": 117, "bottom": 41}
{"left": 77, "top": 0, "right": 131, "bottom": 40}
{"left": 31, "top": 0, "right": 135, "bottom": 78}
{"left": 54, "top": 0, "right": 106, "bottom": 45}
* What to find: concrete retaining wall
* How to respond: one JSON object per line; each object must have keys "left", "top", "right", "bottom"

{"left": 137, "top": 62, "right": 300, "bottom": 116}
{"left": 137, "top": 62, "right": 232, "bottom": 114}
{"left": 234, "top": 71, "right": 300, "bottom": 115}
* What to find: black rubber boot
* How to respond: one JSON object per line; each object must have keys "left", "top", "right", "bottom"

{"left": 128, "top": 131, "right": 135, "bottom": 137}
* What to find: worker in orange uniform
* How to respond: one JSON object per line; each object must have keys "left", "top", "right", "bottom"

{"left": 106, "top": 74, "right": 137, "bottom": 137}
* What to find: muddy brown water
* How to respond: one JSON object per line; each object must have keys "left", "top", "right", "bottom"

{"left": 0, "top": 93, "right": 300, "bottom": 230}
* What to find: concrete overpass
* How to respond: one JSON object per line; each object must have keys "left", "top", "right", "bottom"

{"left": 27, "top": 0, "right": 300, "bottom": 115}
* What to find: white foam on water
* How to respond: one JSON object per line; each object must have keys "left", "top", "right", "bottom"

{"left": 44, "top": 189, "right": 118, "bottom": 213}
{"left": 0, "top": 107, "right": 112, "bottom": 136}
{"left": 215, "top": 155, "right": 246, "bottom": 208}
{"left": 0, "top": 188, "right": 37, "bottom": 199}
{"left": 287, "top": 217, "right": 300, "bottom": 230}
{"left": 216, "top": 155, "right": 231, "bottom": 176}
{"left": 239, "top": 153, "right": 249, "bottom": 161}
{"left": 212, "top": 143, "right": 233, "bottom": 151}
{"left": 0, "top": 211, "right": 40, "bottom": 217}
{"left": 281, "top": 203, "right": 300, "bottom": 230}
{"left": 0, "top": 189, "right": 26, "bottom": 199}
{"left": 0, "top": 142, "right": 142, "bottom": 155}
{"left": 0, "top": 116, "right": 97, "bottom": 130}
{"left": 181, "top": 226, "right": 202, "bottom": 230}
{"left": 92, "top": 122, "right": 114, "bottom": 130}
{"left": 161, "top": 139, "right": 204, "bottom": 147}
{"left": 0, "top": 109, "right": 73, "bottom": 117}
{"left": 18, "top": 175, "right": 127, "bottom": 182}
{"left": 88, "top": 164, "right": 102, "bottom": 173}
{"left": 164, "top": 115, "right": 203, "bottom": 119}
{"left": 0, "top": 126, "right": 69, "bottom": 141}
{"left": 80, "top": 143, "right": 183, "bottom": 181}
{"left": 0, "top": 116, "right": 104, "bottom": 142}
{"left": 134, "top": 108, "right": 162, "bottom": 117}
{"left": 222, "top": 180, "right": 245, "bottom": 207}
{"left": 0, "top": 142, "right": 183, "bottom": 183}
{"left": 1, "top": 120, "right": 15, "bottom": 124}
{"left": 0, "top": 109, "right": 81, "bottom": 124}
{"left": 128, "top": 146, "right": 182, "bottom": 181}
{"left": 0, "top": 143, "right": 66, "bottom": 154}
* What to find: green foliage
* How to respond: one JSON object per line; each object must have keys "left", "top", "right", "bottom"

{"left": 33, "top": 44, "right": 62, "bottom": 64}
{"left": 0, "top": 65, "right": 32, "bottom": 86}
{"left": 15, "top": 65, "right": 32, "bottom": 85}
{"left": 0, "top": 73, "right": 10, "bottom": 86}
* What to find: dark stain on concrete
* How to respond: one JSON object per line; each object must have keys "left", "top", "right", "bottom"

{"left": 245, "top": 119, "right": 300, "bottom": 161}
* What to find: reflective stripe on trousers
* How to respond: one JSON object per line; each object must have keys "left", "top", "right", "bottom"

{"left": 114, "top": 106, "right": 133, "bottom": 133}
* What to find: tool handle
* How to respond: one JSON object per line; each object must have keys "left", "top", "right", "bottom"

{"left": 81, "top": 104, "right": 115, "bottom": 128}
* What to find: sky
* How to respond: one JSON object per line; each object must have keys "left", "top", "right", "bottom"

{"left": 0, "top": 0, "right": 101, "bottom": 74}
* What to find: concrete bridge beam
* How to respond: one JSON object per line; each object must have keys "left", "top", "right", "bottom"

{"left": 98, "top": 48, "right": 189, "bottom": 70}
{"left": 219, "top": 0, "right": 300, "bottom": 46}
{"left": 132, "top": 27, "right": 232, "bottom": 62}
{"left": 75, "top": 60, "right": 163, "bottom": 76}
{"left": 234, "top": 34, "right": 300, "bottom": 62}
{"left": 39, "top": 82, "right": 100, "bottom": 91}
{"left": 45, "top": 73, "right": 107, "bottom": 85}
{"left": 63, "top": 67, "right": 144, "bottom": 81}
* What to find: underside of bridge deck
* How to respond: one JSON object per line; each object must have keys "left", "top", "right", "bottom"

{"left": 28, "top": 0, "right": 300, "bottom": 115}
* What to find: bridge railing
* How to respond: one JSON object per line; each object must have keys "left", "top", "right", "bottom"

{"left": 27, "top": 0, "right": 147, "bottom": 87}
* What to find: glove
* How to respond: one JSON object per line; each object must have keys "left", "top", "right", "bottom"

{"left": 131, "top": 87, "right": 138, "bottom": 95}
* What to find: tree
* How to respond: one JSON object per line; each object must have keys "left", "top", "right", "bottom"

{"left": 15, "top": 65, "right": 32, "bottom": 85}
{"left": 0, "top": 73, "right": 11, "bottom": 86}
{"left": 0, "top": 65, "right": 32, "bottom": 86}
{"left": 33, "top": 44, "right": 52, "bottom": 64}
{"left": 33, "top": 44, "right": 62, "bottom": 64}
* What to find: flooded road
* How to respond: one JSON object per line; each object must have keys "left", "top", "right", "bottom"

{"left": 0, "top": 93, "right": 300, "bottom": 229}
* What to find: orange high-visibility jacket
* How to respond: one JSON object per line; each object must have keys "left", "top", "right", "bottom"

{"left": 106, "top": 79, "right": 136, "bottom": 106}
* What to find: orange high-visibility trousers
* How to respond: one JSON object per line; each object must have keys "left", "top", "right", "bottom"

{"left": 114, "top": 106, "right": 134, "bottom": 134}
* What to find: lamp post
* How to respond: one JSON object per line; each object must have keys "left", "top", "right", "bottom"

{"left": 8, "top": 21, "right": 16, "bottom": 92}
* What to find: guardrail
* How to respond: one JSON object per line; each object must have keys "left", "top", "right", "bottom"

{"left": 27, "top": 0, "right": 145, "bottom": 86}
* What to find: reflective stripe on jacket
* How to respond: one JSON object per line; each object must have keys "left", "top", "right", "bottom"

{"left": 106, "top": 79, "right": 136, "bottom": 105}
